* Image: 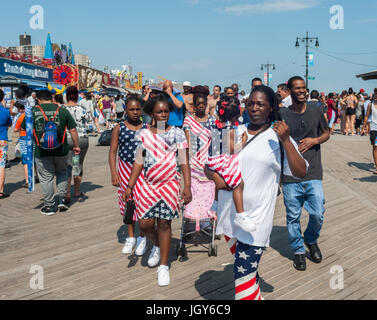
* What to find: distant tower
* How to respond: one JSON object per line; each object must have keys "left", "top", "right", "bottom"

{"left": 19, "top": 33, "right": 31, "bottom": 46}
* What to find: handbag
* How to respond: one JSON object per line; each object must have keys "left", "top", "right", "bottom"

{"left": 123, "top": 199, "right": 136, "bottom": 225}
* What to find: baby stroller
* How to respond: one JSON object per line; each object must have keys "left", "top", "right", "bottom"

{"left": 176, "top": 204, "right": 218, "bottom": 262}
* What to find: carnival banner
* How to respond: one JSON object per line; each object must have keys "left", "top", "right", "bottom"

{"left": 137, "top": 72, "right": 143, "bottom": 89}
{"left": 78, "top": 65, "right": 104, "bottom": 90}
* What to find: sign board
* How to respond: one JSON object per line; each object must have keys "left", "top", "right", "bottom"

{"left": 0, "top": 57, "right": 53, "bottom": 82}
{"left": 137, "top": 72, "right": 143, "bottom": 89}
{"left": 78, "top": 65, "right": 104, "bottom": 90}
{"left": 308, "top": 52, "right": 314, "bottom": 67}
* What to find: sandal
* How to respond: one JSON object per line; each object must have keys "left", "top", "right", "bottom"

{"left": 373, "top": 171, "right": 377, "bottom": 175}
{"left": 0, "top": 192, "right": 10, "bottom": 199}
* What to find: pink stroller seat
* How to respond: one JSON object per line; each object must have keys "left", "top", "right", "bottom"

{"left": 184, "top": 208, "right": 217, "bottom": 232}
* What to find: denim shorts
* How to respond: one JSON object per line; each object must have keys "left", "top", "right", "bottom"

{"left": 0, "top": 140, "right": 8, "bottom": 168}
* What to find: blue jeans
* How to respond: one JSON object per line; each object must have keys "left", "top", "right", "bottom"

{"left": 282, "top": 180, "right": 325, "bottom": 254}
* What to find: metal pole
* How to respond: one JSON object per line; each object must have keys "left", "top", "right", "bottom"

{"left": 305, "top": 32, "right": 309, "bottom": 88}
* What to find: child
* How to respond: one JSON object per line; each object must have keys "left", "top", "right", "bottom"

{"left": 108, "top": 95, "right": 148, "bottom": 256}
{"left": 13, "top": 102, "right": 28, "bottom": 187}
{"left": 205, "top": 96, "right": 256, "bottom": 233}
{"left": 123, "top": 95, "right": 192, "bottom": 287}
{"left": 182, "top": 86, "right": 217, "bottom": 227}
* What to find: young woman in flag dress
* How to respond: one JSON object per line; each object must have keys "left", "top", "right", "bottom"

{"left": 123, "top": 95, "right": 192, "bottom": 287}
{"left": 182, "top": 86, "right": 217, "bottom": 224}
{"left": 109, "top": 95, "right": 148, "bottom": 256}
{"left": 207, "top": 86, "right": 308, "bottom": 300}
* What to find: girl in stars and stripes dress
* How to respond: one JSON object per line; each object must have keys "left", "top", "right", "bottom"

{"left": 182, "top": 86, "right": 217, "bottom": 224}
{"left": 109, "top": 95, "right": 148, "bottom": 256}
{"left": 123, "top": 95, "right": 192, "bottom": 287}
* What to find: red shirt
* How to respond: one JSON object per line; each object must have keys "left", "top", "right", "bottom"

{"left": 327, "top": 99, "right": 335, "bottom": 118}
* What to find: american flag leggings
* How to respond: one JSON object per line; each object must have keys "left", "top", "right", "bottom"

{"left": 224, "top": 236, "right": 264, "bottom": 300}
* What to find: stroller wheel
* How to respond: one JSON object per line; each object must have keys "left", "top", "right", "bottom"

{"left": 208, "top": 244, "right": 218, "bottom": 257}
{"left": 179, "top": 245, "right": 188, "bottom": 262}
{"left": 213, "top": 244, "right": 218, "bottom": 257}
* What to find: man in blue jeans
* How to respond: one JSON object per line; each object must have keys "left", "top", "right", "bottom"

{"left": 280, "top": 76, "right": 330, "bottom": 271}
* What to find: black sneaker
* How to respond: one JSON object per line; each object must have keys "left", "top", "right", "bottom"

{"left": 40, "top": 206, "right": 56, "bottom": 216}
{"left": 58, "top": 199, "right": 69, "bottom": 212}
{"left": 305, "top": 242, "right": 322, "bottom": 263}
{"left": 293, "top": 254, "right": 306, "bottom": 271}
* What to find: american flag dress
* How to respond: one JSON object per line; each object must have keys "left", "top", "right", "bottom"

{"left": 182, "top": 115, "right": 216, "bottom": 218}
{"left": 118, "top": 122, "right": 148, "bottom": 220}
{"left": 133, "top": 127, "right": 188, "bottom": 220}
{"left": 206, "top": 125, "right": 242, "bottom": 190}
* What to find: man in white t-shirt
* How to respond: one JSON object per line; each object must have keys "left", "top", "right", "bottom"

{"left": 277, "top": 83, "right": 292, "bottom": 108}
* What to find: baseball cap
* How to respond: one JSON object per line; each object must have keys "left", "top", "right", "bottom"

{"left": 183, "top": 81, "right": 192, "bottom": 87}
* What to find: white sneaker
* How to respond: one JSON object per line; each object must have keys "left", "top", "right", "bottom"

{"left": 148, "top": 246, "right": 160, "bottom": 267}
{"left": 157, "top": 265, "right": 170, "bottom": 286}
{"left": 234, "top": 212, "right": 257, "bottom": 233}
{"left": 122, "top": 237, "right": 136, "bottom": 254}
{"left": 134, "top": 236, "right": 147, "bottom": 256}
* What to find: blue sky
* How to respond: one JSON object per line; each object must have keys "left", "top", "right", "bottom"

{"left": 1, "top": 0, "right": 377, "bottom": 94}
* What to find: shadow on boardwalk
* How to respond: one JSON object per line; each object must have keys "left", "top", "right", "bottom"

{"left": 195, "top": 264, "right": 274, "bottom": 300}
{"left": 348, "top": 162, "right": 375, "bottom": 173}
{"left": 269, "top": 226, "right": 294, "bottom": 262}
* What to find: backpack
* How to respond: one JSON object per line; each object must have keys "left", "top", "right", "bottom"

{"left": 34, "top": 105, "right": 67, "bottom": 150}
{"left": 97, "top": 129, "right": 112, "bottom": 146}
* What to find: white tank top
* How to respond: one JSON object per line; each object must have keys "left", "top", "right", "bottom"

{"left": 370, "top": 102, "right": 377, "bottom": 131}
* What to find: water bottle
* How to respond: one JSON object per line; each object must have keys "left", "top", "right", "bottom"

{"left": 72, "top": 154, "right": 80, "bottom": 176}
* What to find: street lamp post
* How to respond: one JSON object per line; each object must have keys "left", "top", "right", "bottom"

{"left": 295, "top": 31, "right": 319, "bottom": 88}
{"left": 261, "top": 63, "right": 275, "bottom": 87}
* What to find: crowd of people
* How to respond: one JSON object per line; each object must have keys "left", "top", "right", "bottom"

{"left": 0, "top": 75, "right": 376, "bottom": 299}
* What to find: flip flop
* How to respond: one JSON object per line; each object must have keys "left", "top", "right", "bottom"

{"left": 0, "top": 192, "right": 10, "bottom": 199}
{"left": 373, "top": 171, "right": 377, "bottom": 175}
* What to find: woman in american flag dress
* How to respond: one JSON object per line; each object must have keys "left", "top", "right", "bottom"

{"left": 124, "top": 95, "right": 192, "bottom": 287}
{"left": 109, "top": 95, "right": 148, "bottom": 256}
{"left": 182, "top": 86, "right": 216, "bottom": 222}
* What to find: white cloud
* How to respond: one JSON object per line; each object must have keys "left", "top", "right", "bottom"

{"left": 170, "top": 59, "right": 211, "bottom": 71}
{"left": 215, "top": 0, "right": 319, "bottom": 15}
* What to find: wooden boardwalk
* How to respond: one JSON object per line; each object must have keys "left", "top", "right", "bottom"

{"left": 0, "top": 127, "right": 376, "bottom": 300}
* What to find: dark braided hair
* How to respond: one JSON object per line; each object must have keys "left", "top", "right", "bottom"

{"left": 125, "top": 94, "right": 141, "bottom": 109}
{"left": 216, "top": 95, "right": 241, "bottom": 124}
{"left": 143, "top": 94, "right": 174, "bottom": 116}
{"left": 249, "top": 85, "right": 282, "bottom": 124}
{"left": 192, "top": 85, "right": 210, "bottom": 106}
